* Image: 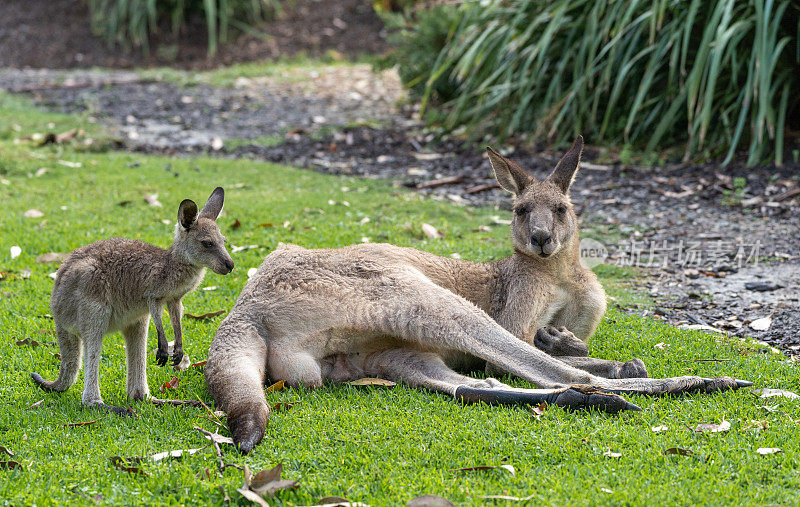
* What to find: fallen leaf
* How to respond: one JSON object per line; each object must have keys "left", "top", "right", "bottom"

{"left": 109, "top": 456, "right": 148, "bottom": 475}
{"left": 143, "top": 193, "right": 162, "bottom": 207}
{"left": 272, "top": 402, "right": 298, "bottom": 412}
{"left": 348, "top": 378, "right": 396, "bottom": 387}
{"left": 63, "top": 417, "right": 102, "bottom": 428}
{"left": 24, "top": 209, "right": 44, "bottom": 218}
{"left": 0, "top": 445, "right": 13, "bottom": 457}
{"left": 654, "top": 342, "right": 666, "bottom": 350}
{"left": 0, "top": 461, "right": 23, "bottom": 470}
{"left": 201, "top": 433, "right": 235, "bottom": 446}
{"left": 529, "top": 403, "right": 547, "bottom": 419}
{"left": 57, "top": 160, "right": 82, "bottom": 168}
{"left": 191, "top": 360, "right": 208, "bottom": 368}
{"left": 750, "top": 315, "right": 772, "bottom": 331}
{"left": 663, "top": 447, "right": 694, "bottom": 456}
{"left": 694, "top": 419, "right": 731, "bottom": 433}
{"left": 36, "top": 252, "right": 67, "bottom": 263}
{"left": 603, "top": 450, "right": 622, "bottom": 458}
{"left": 185, "top": 310, "right": 225, "bottom": 320}
{"left": 744, "top": 420, "right": 768, "bottom": 430}
{"left": 600, "top": 488, "right": 613, "bottom": 494}
{"left": 651, "top": 425, "right": 669, "bottom": 433}
{"left": 27, "top": 399, "right": 44, "bottom": 409}
{"left": 202, "top": 286, "right": 218, "bottom": 291}
{"left": 231, "top": 244, "right": 259, "bottom": 253}
{"left": 231, "top": 219, "right": 242, "bottom": 229}
{"left": 250, "top": 463, "right": 298, "bottom": 497}
{"left": 451, "top": 464, "right": 515, "bottom": 476}
{"left": 481, "top": 495, "right": 536, "bottom": 502}
{"left": 266, "top": 380, "right": 286, "bottom": 393}
{"left": 238, "top": 488, "right": 269, "bottom": 507}
{"left": 407, "top": 494, "right": 455, "bottom": 506}
{"left": 151, "top": 447, "right": 206, "bottom": 462}
{"left": 753, "top": 388, "right": 799, "bottom": 400}
{"left": 15, "top": 338, "right": 39, "bottom": 347}
{"left": 756, "top": 447, "right": 782, "bottom": 455}
{"left": 10, "top": 246, "right": 21, "bottom": 259}
{"left": 421, "top": 223, "right": 444, "bottom": 239}
{"left": 160, "top": 377, "right": 180, "bottom": 392}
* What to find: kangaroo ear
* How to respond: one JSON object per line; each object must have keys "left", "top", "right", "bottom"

{"left": 546, "top": 135, "right": 583, "bottom": 194}
{"left": 487, "top": 147, "right": 532, "bottom": 195}
{"left": 199, "top": 187, "right": 224, "bottom": 220}
{"left": 178, "top": 199, "right": 199, "bottom": 230}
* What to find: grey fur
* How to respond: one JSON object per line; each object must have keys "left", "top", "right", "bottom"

{"left": 205, "top": 141, "right": 751, "bottom": 453}
{"left": 31, "top": 187, "right": 234, "bottom": 412}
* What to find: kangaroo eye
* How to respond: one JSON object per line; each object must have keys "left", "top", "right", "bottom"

{"left": 201, "top": 240, "right": 214, "bottom": 248}
{"left": 556, "top": 205, "right": 568, "bottom": 214}
{"left": 515, "top": 206, "right": 529, "bottom": 216}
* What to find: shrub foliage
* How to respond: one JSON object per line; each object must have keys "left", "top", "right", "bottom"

{"left": 87, "top": 0, "right": 285, "bottom": 56}
{"left": 390, "top": 0, "right": 800, "bottom": 166}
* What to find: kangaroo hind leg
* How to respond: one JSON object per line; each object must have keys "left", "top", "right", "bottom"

{"left": 363, "top": 348, "right": 638, "bottom": 413}
{"left": 122, "top": 317, "right": 150, "bottom": 401}
{"left": 31, "top": 323, "right": 82, "bottom": 393}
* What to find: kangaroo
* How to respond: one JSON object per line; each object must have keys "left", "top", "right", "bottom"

{"left": 31, "top": 187, "right": 234, "bottom": 414}
{"left": 205, "top": 137, "right": 750, "bottom": 453}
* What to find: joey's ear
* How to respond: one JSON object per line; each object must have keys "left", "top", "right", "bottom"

{"left": 486, "top": 146, "right": 532, "bottom": 195}
{"left": 198, "top": 186, "right": 224, "bottom": 220}
{"left": 178, "top": 199, "right": 198, "bottom": 230}
{"left": 546, "top": 135, "right": 583, "bottom": 194}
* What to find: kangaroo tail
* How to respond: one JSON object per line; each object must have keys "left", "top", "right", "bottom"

{"left": 206, "top": 318, "right": 270, "bottom": 454}
{"left": 31, "top": 325, "right": 82, "bottom": 393}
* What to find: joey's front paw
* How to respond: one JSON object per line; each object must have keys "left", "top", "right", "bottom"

{"left": 155, "top": 348, "right": 169, "bottom": 367}
{"left": 534, "top": 326, "right": 589, "bottom": 357}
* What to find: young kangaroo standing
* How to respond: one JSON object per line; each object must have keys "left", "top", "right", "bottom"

{"left": 206, "top": 137, "right": 750, "bottom": 453}
{"left": 32, "top": 187, "right": 234, "bottom": 414}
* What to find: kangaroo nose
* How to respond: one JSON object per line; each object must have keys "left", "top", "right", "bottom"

{"left": 224, "top": 259, "right": 234, "bottom": 273}
{"left": 531, "top": 230, "right": 552, "bottom": 247}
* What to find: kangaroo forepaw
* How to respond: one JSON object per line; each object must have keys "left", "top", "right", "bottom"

{"left": 155, "top": 348, "right": 169, "bottom": 367}
{"left": 534, "top": 326, "right": 589, "bottom": 357}
{"left": 618, "top": 358, "right": 648, "bottom": 379}
{"left": 228, "top": 402, "right": 269, "bottom": 454}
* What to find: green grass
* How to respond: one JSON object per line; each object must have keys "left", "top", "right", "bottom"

{"left": 1, "top": 91, "right": 799, "bottom": 506}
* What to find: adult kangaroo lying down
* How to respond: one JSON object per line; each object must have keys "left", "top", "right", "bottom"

{"left": 207, "top": 136, "right": 751, "bottom": 453}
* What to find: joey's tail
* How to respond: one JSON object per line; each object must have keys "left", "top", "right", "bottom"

{"left": 206, "top": 318, "right": 270, "bottom": 454}
{"left": 31, "top": 325, "right": 82, "bottom": 393}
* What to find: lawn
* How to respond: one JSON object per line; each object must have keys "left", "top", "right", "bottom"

{"left": 1, "top": 89, "right": 799, "bottom": 506}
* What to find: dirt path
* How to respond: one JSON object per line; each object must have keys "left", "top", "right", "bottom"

{"left": 2, "top": 66, "right": 798, "bottom": 354}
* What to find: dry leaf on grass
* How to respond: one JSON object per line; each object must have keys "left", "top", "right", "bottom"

{"left": 63, "top": 417, "right": 102, "bottom": 428}
{"left": 238, "top": 488, "right": 269, "bottom": 507}
{"left": 185, "top": 310, "right": 225, "bottom": 320}
{"left": 651, "top": 425, "right": 669, "bottom": 433}
{"left": 191, "top": 360, "right": 208, "bottom": 369}
{"left": 407, "top": 494, "right": 455, "bottom": 506}
{"left": 694, "top": 419, "right": 731, "bottom": 433}
{"left": 0, "top": 445, "right": 13, "bottom": 458}
{"left": 36, "top": 252, "right": 67, "bottom": 263}
{"left": 302, "top": 496, "right": 371, "bottom": 507}
{"left": 143, "top": 193, "right": 162, "bottom": 207}
{"left": 348, "top": 378, "right": 396, "bottom": 387}
{"left": 266, "top": 380, "right": 286, "bottom": 393}
{"left": 664, "top": 447, "right": 694, "bottom": 456}
{"left": 753, "top": 388, "right": 799, "bottom": 400}
{"left": 421, "top": 223, "right": 444, "bottom": 239}
{"left": 150, "top": 447, "right": 206, "bottom": 462}
{"left": 201, "top": 433, "right": 235, "bottom": 446}
{"left": 15, "top": 338, "right": 39, "bottom": 347}
{"left": 27, "top": 399, "right": 44, "bottom": 409}
{"left": 0, "top": 461, "right": 23, "bottom": 470}
{"left": 10, "top": 246, "right": 21, "bottom": 259}
{"left": 160, "top": 377, "right": 180, "bottom": 392}
{"left": 451, "top": 464, "right": 515, "bottom": 476}
{"left": 230, "top": 219, "right": 242, "bottom": 229}
{"left": 24, "top": 209, "right": 44, "bottom": 218}
{"left": 272, "top": 402, "right": 298, "bottom": 412}
{"left": 250, "top": 463, "right": 298, "bottom": 497}
{"left": 481, "top": 494, "right": 536, "bottom": 502}
{"left": 654, "top": 342, "right": 666, "bottom": 350}
{"left": 756, "top": 447, "right": 782, "bottom": 455}
{"left": 109, "top": 456, "right": 148, "bottom": 476}
{"left": 603, "top": 450, "right": 622, "bottom": 458}
{"left": 529, "top": 403, "right": 547, "bottom": 419}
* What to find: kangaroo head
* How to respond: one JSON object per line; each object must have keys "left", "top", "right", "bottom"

{"left": 173, "top": 187, "right": 235, "bottom": 275}
{"left": 487, "top": 136, "right": 584, "bottom": 260}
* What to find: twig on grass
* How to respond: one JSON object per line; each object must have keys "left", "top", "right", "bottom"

{"left": 195, "top": 394, "right": 229, "bottom": 430}
{"left": 194, "top": 426, "right": 226, "bottom": 472}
